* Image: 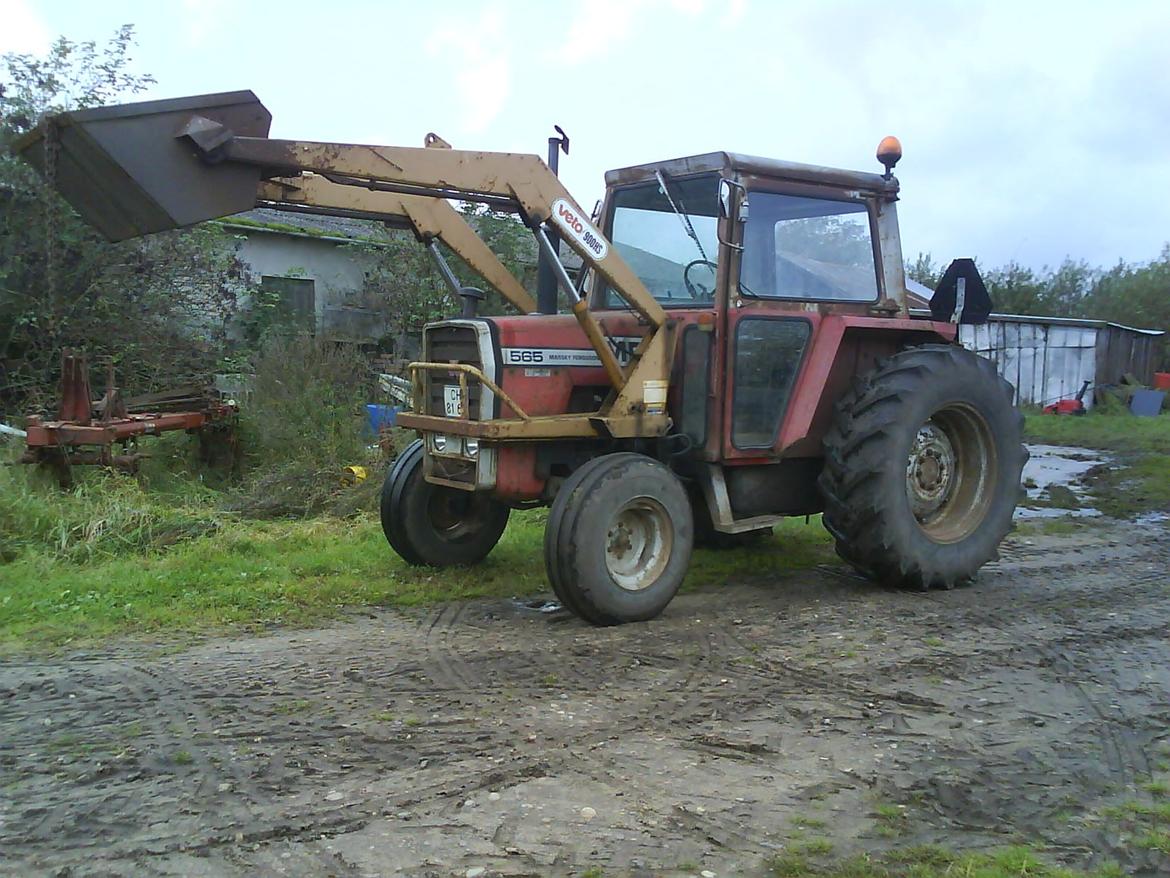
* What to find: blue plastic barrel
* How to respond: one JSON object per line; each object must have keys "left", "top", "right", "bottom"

{"left": 365, "top": 404, "right": 400, "bottom": 435}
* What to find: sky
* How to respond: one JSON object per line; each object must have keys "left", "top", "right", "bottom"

{"left": 4, "top": 0, "right": 1169, "bottom": 272}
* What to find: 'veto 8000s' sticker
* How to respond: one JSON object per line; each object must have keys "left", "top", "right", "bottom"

{"left": 550, "top": 199, "right": 608, "bottom": 261}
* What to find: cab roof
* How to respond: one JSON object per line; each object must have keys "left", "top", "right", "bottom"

{"left": 603, "top": 151, "right": 898, "bottom": 195}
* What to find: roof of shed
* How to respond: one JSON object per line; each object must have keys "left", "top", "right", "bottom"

{"left": 910, "top": 308, "right": 1164, "bottom": 336}
{"left": 219, "top": 208, "right": 392, "bottom": 243}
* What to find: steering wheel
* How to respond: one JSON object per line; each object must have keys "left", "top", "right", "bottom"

{"left": 683, "top": 259, "right": 718, "bottom": 300}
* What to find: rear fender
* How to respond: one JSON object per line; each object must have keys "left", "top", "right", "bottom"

{"left": 778, "top": 316, "right": 955, "bottom": 456}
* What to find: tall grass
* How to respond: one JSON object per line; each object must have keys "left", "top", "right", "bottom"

{"left": 239, "top": 333, "right": 369, "bottom": 466}
{"left": 0, "top": 459, "right": 222, "bottom": 564}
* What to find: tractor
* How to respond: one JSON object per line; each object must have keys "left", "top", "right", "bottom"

{"left": 17, "top": 91, "right": 1026, "bottom": 625}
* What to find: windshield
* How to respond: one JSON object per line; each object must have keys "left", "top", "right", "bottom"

{"left": 740, "top": 193, "right": 879, "bottom": 302}
{"left": 603, "top": 174, "right": 720, "bottom": 307}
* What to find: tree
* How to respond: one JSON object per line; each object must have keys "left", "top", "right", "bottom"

{"left": 346, "top": 204, "right": 536, "bottom": 357}
{"left": 0, "top": 26, "right": 251, "bottom": 414}
{"left": 906, "top": 252, "right": 942, "bottom": 288}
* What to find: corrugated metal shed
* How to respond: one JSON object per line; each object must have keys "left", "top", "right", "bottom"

{"left": 956, "top": 314, "right": 1163, "bottom": 408}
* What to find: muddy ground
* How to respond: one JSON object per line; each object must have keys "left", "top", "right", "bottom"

{"left": 3, "top": 517, "right": 1170, "bottom": 877}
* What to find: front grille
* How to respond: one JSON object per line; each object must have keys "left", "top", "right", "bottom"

{"left": 424, "top": 323, "right": 487, "bottom": 420}
{"left": 428, "top": 455, "right": 477, "bottom": 488}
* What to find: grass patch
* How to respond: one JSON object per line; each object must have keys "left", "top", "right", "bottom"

{"left": 1014, "top": 517, "right": 1089, "bottom": 537}
{"left": 0, "top": 486, "right": 834, "bottom": 652}
{"left": 766, "top": 844, "right": 1121, "bottom": 877}
{"left": 1024, "top": 410, "right": 1170, "bottom": 454}
{"left": 1138, "top": 829, "right": 1170, "bottom": 853}
{"left": 1024, "top": 411, "right": 1170, "bottom": 516}
{"left": 1097, "top": 787, "right": 1170, "bottom": 861}
{"left": 0, "top": 459, "right": 223, "bottom": 564}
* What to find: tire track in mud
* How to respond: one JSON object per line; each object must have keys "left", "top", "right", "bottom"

{"left": 2, "top": 664, "right": 140, "bottom": 853}
{"left": 358, "top": 530, "right": 1168, "bottom": 855}
{"left": 906, "top": 536, "right": 1169, "bottom": 829}
{"left": 352, "top": 615, "right": 796, "bottom": 857}
{"left": 122, "top": 662, "right": 269, "bottom": 810}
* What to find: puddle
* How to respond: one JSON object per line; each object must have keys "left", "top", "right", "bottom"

{"left": 1135, "top": 511, "right": 1170, "bottom": 526}
{"left": 1016, "top": 444, "right": 1108, "bottom": 520}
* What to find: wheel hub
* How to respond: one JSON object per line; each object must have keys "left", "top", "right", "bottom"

{"left": 605, "top": 498, "right": 672, "bottom": 592}
{"left": 427, "top": 488, "right": 490, "bottom": 540}
{"left": 907, "top": 422, "right": 957, "bottom": 520}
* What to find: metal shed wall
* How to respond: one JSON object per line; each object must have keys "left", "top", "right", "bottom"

{"left": 959, "top": 316, "right": 1164, "bottom": 408}
{"left": 960, "top": 320, "right": 1098, "bottom": 408}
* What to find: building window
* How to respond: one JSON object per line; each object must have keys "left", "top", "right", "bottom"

{"left": 261, "top": 275, "right": 316, "bottom": 331}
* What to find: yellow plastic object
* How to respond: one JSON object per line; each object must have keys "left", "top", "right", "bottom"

{"left": 341, "top": 465, "right": 368, "bottom": 485}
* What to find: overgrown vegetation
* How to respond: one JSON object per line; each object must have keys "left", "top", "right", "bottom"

{"left": 0, "top": 26, "right": 258, "bottom": 412}
{"left": 346, "top": 202, "right": 535, "bottom": 356}
{"left": 0, "top": 26, "right": 538, "bottom": 418}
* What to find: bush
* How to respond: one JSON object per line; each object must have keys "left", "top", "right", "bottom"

{"left": 240, "top": 333, "right": 369, "bottom": 466}
{"left": 229, "top": 334, "right": 379, "bottom": 518}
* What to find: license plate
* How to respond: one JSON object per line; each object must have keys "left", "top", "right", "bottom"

{"left": 443, "top": 385, "right": 463, "bottom": 417}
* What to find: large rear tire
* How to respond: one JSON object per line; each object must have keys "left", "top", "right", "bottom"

{"left": 545, "top": 453, "right": 694, "bottom": 625}
{"left": 819, "top": 344, "right": 1026, "bottom": 589}
{"left": 380, "top": 440, "right": 510, "bottom": 566}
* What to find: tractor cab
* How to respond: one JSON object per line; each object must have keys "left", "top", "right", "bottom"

{"left": 593, "top": 151, "right": 905, "bottom": 317}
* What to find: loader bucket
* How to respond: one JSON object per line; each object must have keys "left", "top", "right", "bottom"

{"left": 15, "top": 90, "right": 271, "bottom": 242}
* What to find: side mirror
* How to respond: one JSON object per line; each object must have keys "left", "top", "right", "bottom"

{"left": 718, "top": 179, "right": 748, "bottom": 221}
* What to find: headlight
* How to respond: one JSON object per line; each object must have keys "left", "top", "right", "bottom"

{"left": 464, "top": 438, "right": 479, "bottom": 457}
{"left": 431, "top": 434, "right": 465, "bottom": 455}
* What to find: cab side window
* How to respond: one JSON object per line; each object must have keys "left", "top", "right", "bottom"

{"left": 732, "top": 318, "right": 810, "bottom": 448}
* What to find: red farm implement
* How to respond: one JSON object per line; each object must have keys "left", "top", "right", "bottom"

{"left": 20, "top": 352, "right": 237, "bottom": 485}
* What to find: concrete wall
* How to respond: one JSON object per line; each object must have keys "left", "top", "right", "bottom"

{"left": 233, "top": 230, "right": 388, "bottom": 341}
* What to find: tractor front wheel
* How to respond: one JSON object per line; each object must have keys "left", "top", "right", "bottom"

{"left": 819, "top": 344, "right": 1027, "bottom": 589}
{"left": 545, "top": 453, "right": 694, "bottom": 625}
{"left": 380, "top": 440, "right": 510, "bottom": 566}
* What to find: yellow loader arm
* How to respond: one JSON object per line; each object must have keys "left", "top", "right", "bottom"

{"left": 15, "top": 89, "right": 674, "bottom": 434}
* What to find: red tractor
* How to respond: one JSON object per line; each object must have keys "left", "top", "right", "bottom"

{"left": 19, "top": 92, "right": 1026, "bottom": 625}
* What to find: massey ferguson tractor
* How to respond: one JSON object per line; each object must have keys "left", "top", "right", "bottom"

{"left": 18, "top": 91, "right": 1026, "bottom": 625}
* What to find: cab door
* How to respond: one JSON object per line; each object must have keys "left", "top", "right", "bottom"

{"left": 723, "top": 312, "right": 813, "bottom": 460}
{"left": 720, "top": 182, "right": 883, "bottom": 461}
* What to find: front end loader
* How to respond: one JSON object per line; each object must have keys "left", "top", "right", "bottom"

{"left": 17, "top": 91, "right": 1027, "bottom": 625}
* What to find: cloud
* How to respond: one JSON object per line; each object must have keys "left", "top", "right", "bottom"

{"left": 0, "top": 0, "right": 51, "bottom": 54}
{"left": 425, "top": 4, "right": 513, "bottom": 135}
{"left": 180, "top": 0, "right": 228, "bottom": 48}
{"left": 551, "top": 0, "right": 710, "bottom": 66}
{"left": 721, "top": 0, "right": 748, "bottom": 28}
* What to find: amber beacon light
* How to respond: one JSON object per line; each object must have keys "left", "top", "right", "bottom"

{"left": 876, "top": 135, "right": 903, "bottom": 179}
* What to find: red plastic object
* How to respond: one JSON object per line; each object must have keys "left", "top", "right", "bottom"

{"left": 1043, "top": 399, "right": 1086, "bottom": 415}
{"left": 1154, "top": 372, "right": 1170, "bottom": 391}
